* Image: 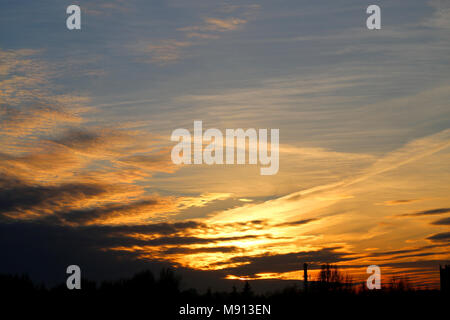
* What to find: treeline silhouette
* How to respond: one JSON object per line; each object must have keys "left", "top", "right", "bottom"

{"left": 1, "top": 264, "right": 446, "bottom": 318}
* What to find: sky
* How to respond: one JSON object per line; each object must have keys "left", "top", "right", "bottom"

{"left": 0, "top": 0, "right": 449, "bottom": 290}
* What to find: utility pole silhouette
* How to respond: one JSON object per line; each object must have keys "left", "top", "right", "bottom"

{"left": 304, "top": 263, "right": 308, "bottom": 293}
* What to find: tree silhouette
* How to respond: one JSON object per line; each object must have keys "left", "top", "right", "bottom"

{"left": 242, "top": 281, "right": 253, "bottom": 298}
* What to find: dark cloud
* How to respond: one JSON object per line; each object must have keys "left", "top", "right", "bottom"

{"left": 380, "top": 259, "right": 450, "bottom": 270}
{"left": 163, "top": 246, "right": 240, "bottom": 255}
{"left": 125, "top": 234, "right": 262, "bottom": 247}
{"left": 0, "top": 104, "right": 80, "bottom": 136}
{"left": 50, "top": 199, "right": 160, "bottom": 225}
{"left": 368, "top": 248, "right": 419, "bottom": 257}
{"left": 275, "top": 218, "right": 318, "bottom": 227}
{"left": 390, "top": 200, "right": 415, "bottom": 204}
{"left": 392, "top": 252, "right": 439, "bottom": 259}
{"left": 1, "top": 219, "right": 446, "bottom": 291}
{"left": 118, "top": 153, "right": 176, "bottom": 173}
{"left": 0, "top": 222, "right": 172, "bottom": 285}
{"left": 365, "top": 244, "right": 449, "bottom": 259}
{"left": 216, "top": 247, "right": 355, "bottom": 276}
{"left": 0, "top": 171, "right": 174, "bottom": 225}
{"left": 53, "top": 128, "right": 104, "bottom": 150}
{"left": 0, "top": 221, "right": 269, "bottom": 288}
{"left": 97, "top": 221, "right": 204, "bottom": 235}
{"left": 431, "top": 217, "right": 450, "bottom": 225}
{"left": 383, "top": 199, "right": 419, "bottom": 205}
{"left": 286, "top": 194, "right": 302, "bottom": 202}
{"left": 427, "top": 232, "right": 450, "bottom": 242}
{"left": 401, "top": 208, "right": 450, "bottom": 217}
{"left": 226, "top": 220, "right": 266, "bottom": 227}
{"left": 0, "top": 173, "right": 106, "bottom": 217}
{"left": 0, "top": 219, "right": 262, "bottom": 263}
{"left": 219, "top": 220, "right": 269, "bottom": 231}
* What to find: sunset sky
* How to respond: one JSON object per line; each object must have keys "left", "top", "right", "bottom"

{"left": 1, "top": 0, "right": 449, "bottom": 290}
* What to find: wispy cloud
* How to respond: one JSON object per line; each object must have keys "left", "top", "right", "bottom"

{"left": 179, "top": 17, "right": 247, "bottom": 33}
{"left": 379, "top": 199, "right": 424, "bottom": 206}
{"left": 83, "top": 0, "right": 131, "bottom": 16}
{"left": 423, "top": 0, "right": 450, "bottom": 30}
{"left": 135, "top": 40, "right": 193, "bottom": 65}
{"left": 135, "top": 15, "right": 246, "bottom": 64}
{"left": 134, "top": 3, "right": 257, "bottom": 65}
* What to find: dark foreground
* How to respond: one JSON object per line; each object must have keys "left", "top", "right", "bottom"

{"left": 1, "top": 270, "right": 447, "bottom": 319}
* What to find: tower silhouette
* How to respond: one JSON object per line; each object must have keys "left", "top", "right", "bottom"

{"left": 303, "top": 263, "right": 308, "bottom": 292}
{"left": 440, "top": 265, "right": 450, "bottom": 293}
